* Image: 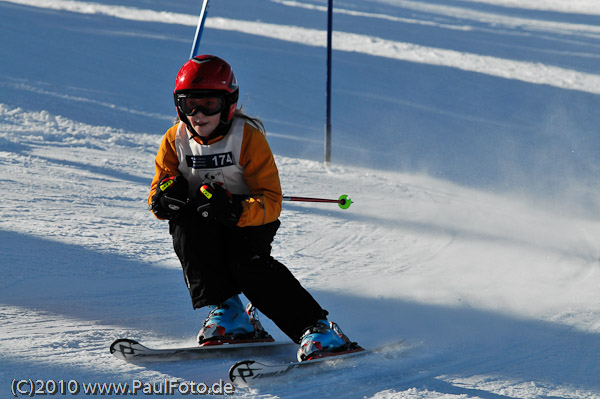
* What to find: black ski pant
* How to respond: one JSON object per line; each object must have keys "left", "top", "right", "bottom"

{"left": 169, "top": 210, "right": 328, "bottom": 343}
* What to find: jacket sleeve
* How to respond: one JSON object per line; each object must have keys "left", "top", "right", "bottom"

{"left": 148, "top": 124, "right": 181, "bottom": 218}
{"left": 237, "top": 123, "right": 283, "bottom": 227}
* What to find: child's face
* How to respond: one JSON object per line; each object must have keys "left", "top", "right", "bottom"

{"left": 188, "top": 111, "right": 221, "bottom": 138}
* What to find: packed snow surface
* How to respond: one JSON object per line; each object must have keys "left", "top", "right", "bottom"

{"left": 1, "top": 0, "right": 599, "bottom": 398}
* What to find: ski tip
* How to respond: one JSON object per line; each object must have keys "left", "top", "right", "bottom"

{"left": 109, "top": 338, "right": 140, "bottom": 354}
{"left": 229, "top": 360, "right": 256, "bottom": 386}
{"left": 110, "top": 338, "right": 149, "bottom": 361}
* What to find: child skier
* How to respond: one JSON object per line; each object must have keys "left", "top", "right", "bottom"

{"left": 148, "top": 55, "right": 360, "bottom": 361}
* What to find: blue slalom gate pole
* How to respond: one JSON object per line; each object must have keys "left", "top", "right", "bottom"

{"left": 190, "top": 0, "right": 211, "bottom": 58}
{"left": 324, "top": 0, "right": 333, "bottom": 163}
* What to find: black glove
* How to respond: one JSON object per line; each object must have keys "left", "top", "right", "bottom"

{"left": 195, "top": 183, "right": 242, "bottom": 226}
{"left": 151, "top": 175, "right": 188, "bottom": 219}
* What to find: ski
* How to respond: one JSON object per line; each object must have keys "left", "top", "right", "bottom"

{"left": 110, "top": 338, "right": 294, "bottom": 362}
{"left": 229, "top": 340, "right": 405, "bottom": 386}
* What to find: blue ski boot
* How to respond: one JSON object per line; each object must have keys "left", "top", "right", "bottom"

{"left": 197, "top": 296, "right": 273, "bottom": 346}
{"left": 297, "top": 320, "right": 362, "bottom": 361}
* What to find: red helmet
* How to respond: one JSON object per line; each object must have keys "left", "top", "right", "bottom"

{"left": 173, "top": 55, "right": 239, "bottom": 123}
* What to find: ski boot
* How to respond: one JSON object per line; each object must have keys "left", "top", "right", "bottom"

{"left": 197, "top": 295, "right": 273, "bottom": 346}
{"left": 297, "top": 320, "right": 363, "bottom": 361}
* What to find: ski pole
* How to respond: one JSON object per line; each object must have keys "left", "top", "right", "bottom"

{"left": 190, "top": 0, "right": 210, "bottom": 59}
{"left": 282, "top": 194, "right": 353, "bottom": 209}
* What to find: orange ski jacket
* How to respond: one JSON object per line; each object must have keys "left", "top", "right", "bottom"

{"left": 149, "top": 118, "right": 282, "bottom": 227}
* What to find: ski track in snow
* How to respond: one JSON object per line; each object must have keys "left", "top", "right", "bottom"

{"left": 3, "top": 0, "right": 600, "bottom": 95}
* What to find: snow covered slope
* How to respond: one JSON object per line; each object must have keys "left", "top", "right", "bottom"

{"left": 1, "top": 0, "right": 599, "bottom": 398}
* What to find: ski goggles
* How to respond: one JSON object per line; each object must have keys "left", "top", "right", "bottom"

{"left": 175, "top": 93, "right": 225, "bottom": 117}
